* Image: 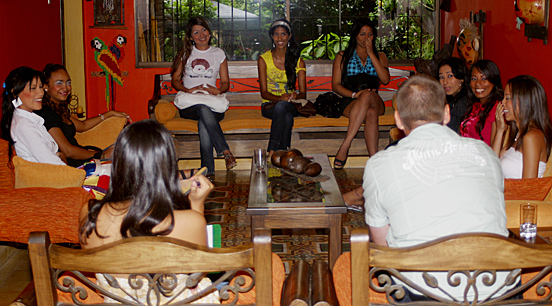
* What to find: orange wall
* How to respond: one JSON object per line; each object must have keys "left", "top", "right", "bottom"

{"left": 82, "top": 0, "right": 168, "bottom": 121}
{"left": 441, "top": 0, "right": 552, "bottom": 114}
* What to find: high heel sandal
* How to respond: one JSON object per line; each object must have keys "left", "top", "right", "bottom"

{"left": 224, "top": 153, "right": 237, "bottom": 170}
{"left": 333, "top": 157, "right": 347, "bottom": 170}
{"left": 333, "top": 149, "right": 349, "bottom": 170}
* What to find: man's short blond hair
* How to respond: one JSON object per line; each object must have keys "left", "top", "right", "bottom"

{"left": 396, "top": 75, "right": 446, "bottom": 131}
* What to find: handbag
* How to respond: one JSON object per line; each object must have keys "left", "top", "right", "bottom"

{"left": 174, "top": 89, "right": 229, "bottom": 113}
{"left": 291, "top": 99, "right": 317, "bottom": 117}
{"left": 314, "top": 92, "right": 343, "bottom": 118}
{"left": 345, "top": 73, "right": 380, "bottom": 92}
{"left": 262, "top": 99, "right": 317, "bottom": 118}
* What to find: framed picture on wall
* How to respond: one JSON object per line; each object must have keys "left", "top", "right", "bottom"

{"left": 94, "top": 0, "right": 124, "bottom": 26}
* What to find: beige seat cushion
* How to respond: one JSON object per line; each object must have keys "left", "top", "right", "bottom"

{"left": 13, "top": 156, "right": 86, "bottom": 189}
{"left": 74, "top": 116, "right": 127, "bottom": 149}
{"left": 159, "top": 107, "right": 395, "bottom": 133}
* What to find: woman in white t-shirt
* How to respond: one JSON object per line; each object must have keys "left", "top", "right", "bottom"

{"left": 492, "top": 75, "right": 551, "bottom": 178}
{"left": 171, "top": 17, "right": 236, "bottom": 174}
{"left": 1, "top": 66, "right": 66, "bottom": 165}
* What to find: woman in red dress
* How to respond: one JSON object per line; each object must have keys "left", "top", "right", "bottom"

{"left": 459, "top": 59, "right": 503, "bottom": 146}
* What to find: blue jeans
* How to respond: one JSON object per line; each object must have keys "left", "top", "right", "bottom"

{"left": 179, "top": 105, "right": 229, "bottom": 174}
{"left": 261, "top": 101, "right": 300, "bottom": 152}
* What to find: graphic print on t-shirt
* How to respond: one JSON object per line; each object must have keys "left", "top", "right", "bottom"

{"left": 402, "top": 139, "right": 488, "bottom": 186}
{"left": 185, "top": 58, "right": 215, "bottom": 80}
{"left": 267, "top": 69, "right": 288, "bottom": 95}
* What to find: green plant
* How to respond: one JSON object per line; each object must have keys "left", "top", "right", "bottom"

{"left": 301, "top": 33, "right": 350, "bottom": 60}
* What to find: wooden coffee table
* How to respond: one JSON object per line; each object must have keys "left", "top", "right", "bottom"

{"left": 247, "top": 154, "right": 347, "bottom": 268}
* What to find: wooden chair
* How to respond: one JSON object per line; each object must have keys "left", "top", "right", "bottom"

{"left": 350, "top": 228, "right": 552, "bottom": 305}
{"left": 29, "top": 229, "right": 273, "bottom": 306}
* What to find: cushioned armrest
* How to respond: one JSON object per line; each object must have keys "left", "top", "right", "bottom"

{"left": 13, "top": 157, "right": 86, "bottom": 189}
{"left": 0, "top": 187, "right": 92, "bottom": 244}
{"left": 154, "top": 100, "right": 178, "bottom": 123}
{"left": 74, "top": 116, "right": 127, "bottom": 149}
{"left": 504, "top": 177, "right": 552, "bottom": 202}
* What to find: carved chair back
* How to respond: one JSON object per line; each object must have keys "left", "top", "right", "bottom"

{"left": 29, "top": 229, "right": 273, "bottom": 306}
{"left": 351, "top": 228, "right": 552, "bottom": 305}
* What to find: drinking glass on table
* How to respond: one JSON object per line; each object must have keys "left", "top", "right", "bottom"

{"left": 254, "top": 148, "right": 266, "bottom": 173}
{"left": 520, "top": 203, "right": 538, "bottom": 241}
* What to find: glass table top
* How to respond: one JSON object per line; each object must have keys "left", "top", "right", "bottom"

{"left": 266, "top": 167, "right": 324, "bottom": 203}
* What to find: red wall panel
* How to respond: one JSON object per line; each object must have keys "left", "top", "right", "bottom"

{"left": 0, "top": 0, "right": 62, "bottom": 86}
{"left": 441, "top": 0, "right": 552, "bottom": 114}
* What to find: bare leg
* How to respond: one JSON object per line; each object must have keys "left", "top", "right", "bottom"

{"left": 336, "top": 91, "right": 385, "bottom": 162}
{"left": 343, "top": 187, "right": 365, "bottom": 206}
{"left": 364, "top": 106, "right": 380, "bottom": 156}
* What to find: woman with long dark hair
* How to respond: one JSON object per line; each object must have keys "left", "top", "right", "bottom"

{"left": 332, "top": 18, "right": 390, "bottom": 169}
{"left": 1, "top": 66, "right": 65, "bottom": 165}
{"left": 492, "top": 75, "right": 552, "bottom": 178}
{"left": 79, "top": 120, "right": 218, "bottom": 303}
{"left": 258, "top": 18, "right": 306, "bottom": 157}
{"left": 460, "top": 59, "right": 503, "bottom": 146}
{"left": 171, "top": 17, "right": 236, "bottom": 174}
{"left": 437, "top": 57, "right": 470, "bottom": 133}
{"left": 35, "top": 64, "right": 129, "bottom": 167}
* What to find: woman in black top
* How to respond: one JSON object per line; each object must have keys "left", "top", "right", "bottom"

{"left": 35, "top": 64, "right": 129, "bottom": 167}
{"left": 437, "top": 57, "right": 470, "bottom": 133}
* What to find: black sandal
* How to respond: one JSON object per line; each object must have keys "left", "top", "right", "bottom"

{"left": 334, "top": 147, "right": 349, "bottom": 170}
{"left": 333, "top": 157, "right": 347, "bottom": 170}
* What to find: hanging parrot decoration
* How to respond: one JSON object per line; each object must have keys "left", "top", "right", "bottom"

{"left": 91, "top": 36, "right": 125, "bottom": 110}
{"left": 109, "top": 35, "right": 127, "bottom": 62}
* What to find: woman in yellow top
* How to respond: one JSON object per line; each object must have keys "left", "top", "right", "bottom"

{"left": 258, "top": 19, "right": 306, "bottom": 157}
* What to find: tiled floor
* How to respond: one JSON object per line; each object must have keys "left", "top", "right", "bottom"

{"left": 0, "top": 245, "right": 32, "bottom": 306}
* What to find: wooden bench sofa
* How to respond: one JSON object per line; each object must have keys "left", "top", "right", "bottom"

{"left": 148, "top": 61, "right": 414, "bottom": 159}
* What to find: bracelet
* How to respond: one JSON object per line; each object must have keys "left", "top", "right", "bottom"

{"left": 99, "top": 113, "right": 104, "bottom": 120}
{"left": 352, "top": 92, "right": 357, "bottom": 98}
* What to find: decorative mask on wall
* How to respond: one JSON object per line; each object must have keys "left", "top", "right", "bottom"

{"left": 457, "top": 19, "right": 480, "bottom": 67}
{"left": 515, "top": 0, "right": 545, "bottom": 24}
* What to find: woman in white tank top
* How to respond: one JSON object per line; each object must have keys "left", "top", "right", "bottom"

{"left": 492, "top": 75, "right": 551, "bottom": 178}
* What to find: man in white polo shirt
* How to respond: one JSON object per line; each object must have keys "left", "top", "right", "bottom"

{"left": 363, "top": 75, "right": 514, "bottom": 302}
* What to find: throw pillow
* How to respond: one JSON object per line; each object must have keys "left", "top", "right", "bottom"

{"left": 13, "top": 156, "right": 86, "bottom": 189}
{"left": 155, "top": 100, "right": 177, "bottom": 123}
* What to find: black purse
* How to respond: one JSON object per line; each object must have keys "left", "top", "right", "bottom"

{"left": 314, "top": 92, "right": 343, "bottom": 118}
{"left": 345, "top": 73, "right": 380, "bottom": 92}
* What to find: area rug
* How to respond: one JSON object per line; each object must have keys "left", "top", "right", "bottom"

{"left": 203, "top": 168, "right": 367, "bottom": 273}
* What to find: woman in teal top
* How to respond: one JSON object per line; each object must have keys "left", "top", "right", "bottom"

{"left": 258, "top": 19, "right": 306, "bottom": 157}
{"left": 332, "top": 18, "right": 390, "bottom": 169}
